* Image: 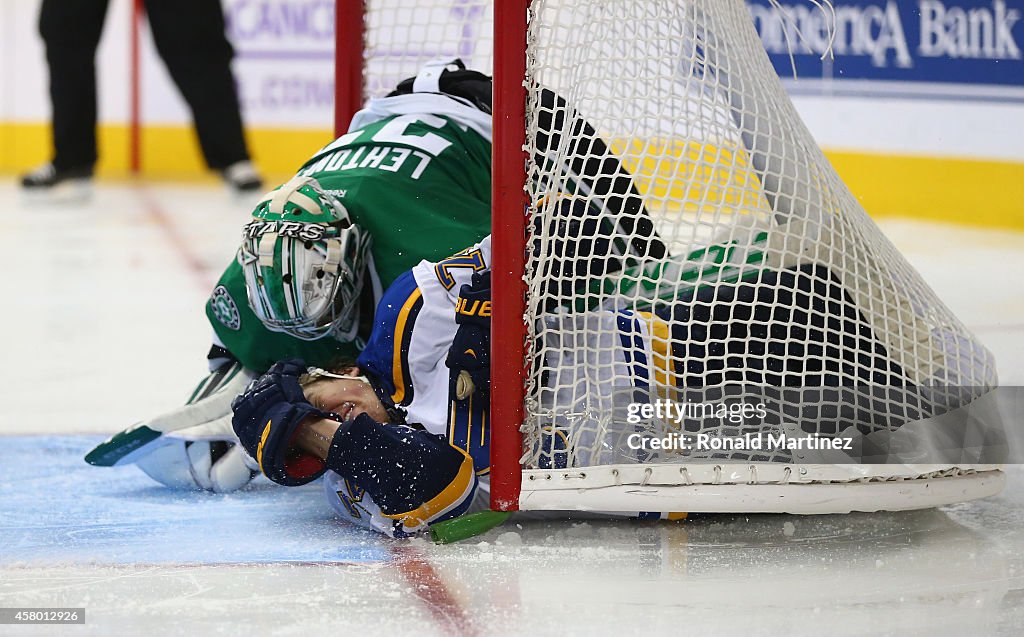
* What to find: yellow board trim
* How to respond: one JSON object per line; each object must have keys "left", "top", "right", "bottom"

{"left": 826, "top": 150, "right": 1024, "bottom": 230}
{"left": 611, "top": 138, "right": 769, "bottom": 215}
{"left": 2, "top": 122, "right": 1021, "bottom": 229}
{"left": 610, "top": 136, "right": 1023, "bottom": 230}
{"left": 0, "top": 121, "right": 331, "bottom": 184}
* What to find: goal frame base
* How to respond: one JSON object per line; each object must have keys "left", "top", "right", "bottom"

{"left": 513, "top": 465, "right": 1006, "bottom": 514}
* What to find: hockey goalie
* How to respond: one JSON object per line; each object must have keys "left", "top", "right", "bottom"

{"left": 84, "top": 60, "right": 657, "bottom": 493}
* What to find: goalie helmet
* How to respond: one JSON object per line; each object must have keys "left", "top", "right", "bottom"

{"left": 240, "top": 176, "right": 372, "bottom": 341}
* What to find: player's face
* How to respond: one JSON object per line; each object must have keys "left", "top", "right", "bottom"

{"left": 303, "top": 370, "right": 390, "bottom": 423}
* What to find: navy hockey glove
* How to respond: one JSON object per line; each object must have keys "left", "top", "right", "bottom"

{"left": 231, "top": 359, "right": 341, "bottom": 486}
{"left": 446, "top": 269, "right": 491, "bottom": 400}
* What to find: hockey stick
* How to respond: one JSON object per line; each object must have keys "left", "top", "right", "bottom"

{"left": 84, "top": 362, "right": 252, "bottom": 467}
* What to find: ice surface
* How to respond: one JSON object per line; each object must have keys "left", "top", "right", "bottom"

{"left": 0, "top": 436, "right": 388, "bottom": 565}
{"left": 1, "top": 182, "right": 1023, "bottom": 636}
{"left": 2, "top": 441, "right": 1023, "bottom": 636}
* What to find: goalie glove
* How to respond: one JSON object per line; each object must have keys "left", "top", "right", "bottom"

{"left": 230, "top": 359, "right": 342, "bottom": 487}
{"left": 445, "top": 269, "right": 491, "bottom": 401}
{"left": 84, "top": 357, "right": 260, "bottom": 493}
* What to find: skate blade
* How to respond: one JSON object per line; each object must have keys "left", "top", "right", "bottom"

{"left": 21, "top": 178, "right": 94, "bottom": 205}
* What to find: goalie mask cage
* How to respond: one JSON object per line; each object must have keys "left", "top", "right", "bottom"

{"left": 336, "top": 0, "right": 1004, "bottom": 516}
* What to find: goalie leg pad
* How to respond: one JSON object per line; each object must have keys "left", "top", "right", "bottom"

{"left": 386, "top": 58, "right": 492, "bottom": 113}
{"left": 136, "top": 440, "right": 258, "bottom": 493}
{"left": 85, "top": 360, "right": 255, "bottom": 468}
{"left": 667, "top": 264, "right": 907, "bottom": 387}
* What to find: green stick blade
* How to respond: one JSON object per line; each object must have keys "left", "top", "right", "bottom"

{"left": 430, "top": 510, "right": 513, "bottom": 544}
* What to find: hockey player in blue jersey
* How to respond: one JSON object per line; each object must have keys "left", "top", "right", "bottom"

{"left": 231, "top": 237, "right": 497, "bottom": 536}
{"left": 228, "top": 219, "right": 921, "bottom": 537}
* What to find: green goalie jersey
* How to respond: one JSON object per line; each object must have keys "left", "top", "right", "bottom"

{"left": 205, "top": 93, "right": 493, "bottom": 372}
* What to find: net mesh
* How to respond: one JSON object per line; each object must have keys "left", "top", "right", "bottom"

{"left": 519, "top": 0, "right": 997, "bottom": 473}
{"left": 362, "top": 0, "right": 493, "bottom": 99}
{"left": 359, "top": 0, "right": 998, "bottom": 485}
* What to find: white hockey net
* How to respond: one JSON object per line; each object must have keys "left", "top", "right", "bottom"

{"left": 361, "top": 0, "right": 493, "bottom": 100}
{"left": 517, "top": 0, "right": 999, "bottom": 492}
{"left": 356, "top": 0, "right": 1001, "bottom": 509}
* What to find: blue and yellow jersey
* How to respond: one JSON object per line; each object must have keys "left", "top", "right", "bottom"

{"left": 357, "top": 237, "right": 493, "bottom": 476}
{"left": 354, "top": 233, "right": 688, "bottom": 476}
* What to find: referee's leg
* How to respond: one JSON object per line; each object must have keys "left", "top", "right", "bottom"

{"left": 39, "top": 0, "right": 110, "bottom": 170}
{"left": 144, "top": 0, "right": 251, "bottom": 170}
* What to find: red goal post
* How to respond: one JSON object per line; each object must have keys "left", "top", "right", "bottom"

{"left": 333, "top": 0, "right": 526, "bottom": 512}
{"left": 488, "top": 0, "right": 529, "bottom": 512}
{"left": 334, "top": 0, "right": 365, "bottom": 137}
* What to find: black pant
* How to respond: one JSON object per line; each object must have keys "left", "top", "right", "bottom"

{"left": 40, "top": 0, "right": 250, "bottom": 170}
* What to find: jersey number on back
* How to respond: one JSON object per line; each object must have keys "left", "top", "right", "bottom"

{"left": 306, "top": 114, "right": 455, "bottom": 180}
{"left": 434, "top": 249, "right": 486, "bottom": 290}
{"left": 372, "top": 114, "right": 454, "bottom": 156}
